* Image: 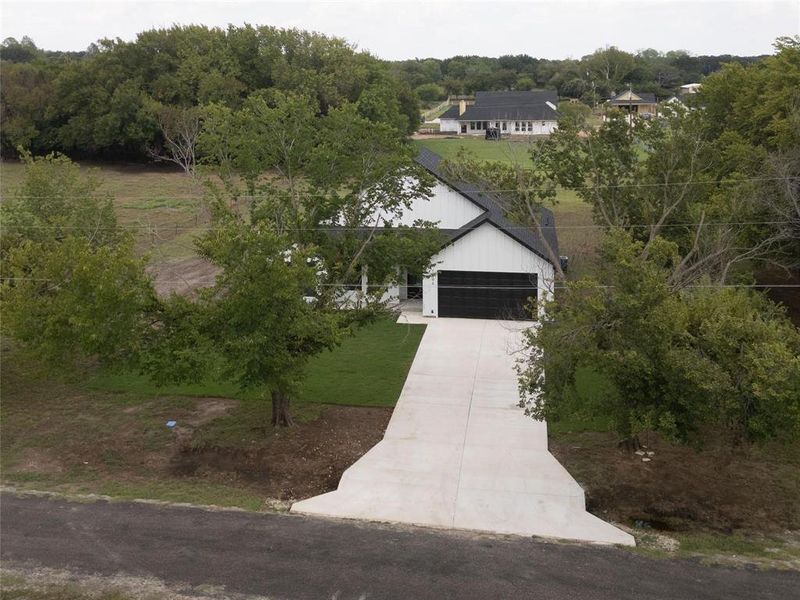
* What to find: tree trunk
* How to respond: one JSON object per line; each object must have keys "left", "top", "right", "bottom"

{"left": 617, "top": 435, "right": 642, "bottom": 453}
{"left": 271, "top": 389, "right": 294, "bottom": 427}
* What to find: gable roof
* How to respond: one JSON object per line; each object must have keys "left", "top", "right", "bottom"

{"left": 414, "top": 148, "right": 559, "bottom": 265}
{"left": 439, "top": 105, "right": 461, "bottom": 120}
{"left": 457, "top": 90, "right": 560, "bottom": 122}
{"left": 608, "top": 90, "right": 657, "bottom": 105}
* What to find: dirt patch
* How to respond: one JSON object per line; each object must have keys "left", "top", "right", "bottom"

{"left": 182, "top": 398, "right": 238, "bottom": 427}
{"left": 550, "top": 431, "right": 800, "bottom": 533}
{"left": 148, "top": 256, "right": 220, "bottom": 296}
{"left": 16, "top": 449, "right": 64, "bottom": 475}
{"left": 171, "top": 406, "right": 392, "bottom": 500}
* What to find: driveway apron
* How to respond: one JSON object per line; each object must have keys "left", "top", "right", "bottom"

{"left": 292, "top": 317, "right": 634, "bottom": 545}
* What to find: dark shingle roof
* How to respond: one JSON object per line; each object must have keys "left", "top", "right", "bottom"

{"left": 459, "top": 104, "right": 559, "bottom": 121}
{"left": 474, "top": 90, "right": 558, "bottom": 105}
{"left": 414, "top": 148, "right": 559, "bottom": 265}
{"left": 457, "top": 90, "right": 559, "bottom": 122}
{"left": 439, "top": 105, "right": 460, "bottom": 120}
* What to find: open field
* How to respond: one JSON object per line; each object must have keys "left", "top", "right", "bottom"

{"left": 413, "top": 136, "right": 535, "bottom": 165}
{"left": 1, "top": 159, "right": 207, "bottom": 263}
{"left": 1, "top": 319, "right": 425, "bottom": 507}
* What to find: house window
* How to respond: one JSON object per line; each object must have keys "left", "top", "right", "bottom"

{"left": 515, "top": 121, "right": 520, "bottom": 131}
{"left": 482, "top": 121, "right": 487, "bottom": 130}
{"left": 502, "top": 122, "right": 507, "bottom": 131}
{"left": 470, "top": 122, "right": 476, "bottom": 130}
{"left": 527, "top": 121, "right": 532, "bottom": 131}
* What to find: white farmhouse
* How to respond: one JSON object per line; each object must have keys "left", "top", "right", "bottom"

{"left": 355, "top": 148, "right": 559, "bottom": 320}
{"left": 438, "top": 91, "right": 560, "bottom": 137}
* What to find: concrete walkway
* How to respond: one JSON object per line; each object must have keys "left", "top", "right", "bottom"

{"left": 292, "top": 317, "right": 634, "bottom": 546}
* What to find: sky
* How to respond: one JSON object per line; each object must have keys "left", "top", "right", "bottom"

{"left": 1, "top": 0, "right": 798, "bottom": 60}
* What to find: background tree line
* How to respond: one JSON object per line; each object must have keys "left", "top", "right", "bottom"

{"left": 0, "top": 25, "right": 420, "bottom": 159}
{"left": 2, "top": 32, "right": 768, "bottom": 161}
{"left": 392, "top": 47, "right": 765, "bottom": 104}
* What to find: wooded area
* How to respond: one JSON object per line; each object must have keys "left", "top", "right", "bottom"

{"left": 0, "top": 29, "right": 767, "bottom": 161}
{"left": 0, "top": 26, "right": 420, "bottom": 159}
{"left": 391, "top": 47, "right": 765, "bottom": 102}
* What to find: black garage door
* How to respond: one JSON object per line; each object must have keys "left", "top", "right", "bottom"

{"left": 437, "top": 270, "right": 537, "bottom": 319}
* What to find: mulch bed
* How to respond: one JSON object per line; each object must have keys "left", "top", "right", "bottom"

{"left": 171, "top": 405, "right": 392, "bottom": 500}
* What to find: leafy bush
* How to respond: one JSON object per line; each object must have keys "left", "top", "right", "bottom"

{"left": 519, "top": 230, "right": 800, "bottom": 445}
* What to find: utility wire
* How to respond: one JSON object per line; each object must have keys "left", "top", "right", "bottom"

{"left": 2, "top": 174, "right": 798, "bottom": 198}
{"left": 2, "top": 277, "right": 799, "bottom": 290}
{"left": 1, "top": 220, "right": 796, "bottom": 231}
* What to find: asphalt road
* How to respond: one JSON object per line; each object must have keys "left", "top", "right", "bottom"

{"left": 1, "top": 492, "right": 798, "bottom": 600}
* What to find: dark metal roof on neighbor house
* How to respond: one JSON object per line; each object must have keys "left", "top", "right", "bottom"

{"left": 458, "top": 90, "right": 560, "bottom": 122}
{"left": 608, "top": 91, "right": 657, "bottom": 105}
{"left": 439, "top": 105, "right": 461, "bottom": 120}
{"left": 414, "top": 148, "right": 559, "bottom": 265}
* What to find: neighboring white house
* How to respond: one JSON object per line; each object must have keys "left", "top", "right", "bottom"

{"left": 679, "top": 82, "right": 702, "bottom": 95}
{"left": 438, "top": 91, "right": 560, "bottom": 137}
{"left": 352, "top": 148, "right": 559, "bottom": 320}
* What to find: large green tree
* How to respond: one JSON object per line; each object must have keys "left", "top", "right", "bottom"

{"left": 198, "top": 91, "right": 443, "bottom": 301}
{"left": 518, "top": 230, "right": 800, "bottom": 446}
{"left": 1, "top": 153, "right": 154, "bottom": 369}
{"left": 1, "top": 25, "right": 419, "bottom": 159}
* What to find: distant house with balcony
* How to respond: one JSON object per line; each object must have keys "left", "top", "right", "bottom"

{"left": 438, "top": 90, "right": 560, "bottom": 136}
{"left": 605, "top": 90, "right": 658, "bottom": 120}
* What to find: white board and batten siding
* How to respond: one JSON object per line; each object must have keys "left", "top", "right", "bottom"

{"left": 422, "top": 222, "right": 555, "bottom": 317}
{"left": 388, "top": 182, "right": 483, "bottom": 229}
{"left": 439, "top": 118, "right": 461, "bottom": 133}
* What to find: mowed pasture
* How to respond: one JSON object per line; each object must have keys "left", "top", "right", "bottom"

{"left": 1, "top": 160, "right": 206, "bottom": 263}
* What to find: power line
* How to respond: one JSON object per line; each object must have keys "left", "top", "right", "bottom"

{"left": 3, "top": 276, "right": 799, "bottom": 290}
{"left": 1, "top": 220, "right": 796, "bottom": 232}
{"left": 2, "top": 175, "right": 798, "bottom": 199}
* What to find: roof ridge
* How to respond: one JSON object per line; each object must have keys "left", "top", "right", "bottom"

{"left": 413, "top": 148, "right": 558, "bottom": 265}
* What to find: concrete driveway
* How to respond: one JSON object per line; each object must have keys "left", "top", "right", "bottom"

{"left": 292, "top": 317, "right": 633, "bottom": 546}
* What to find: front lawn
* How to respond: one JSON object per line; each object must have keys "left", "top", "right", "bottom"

{"left": 1, "top": 318, "right": 426, "bottom": 508}
{"left": 89, "top": 318, "right": 426, "bottom": 407}
{"left": 413, "top": 137, "right": 534, "bottom": 165}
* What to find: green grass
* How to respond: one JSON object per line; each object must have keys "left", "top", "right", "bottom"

{"left": 1, "top": 159, "right": 208, "bottom": 262}
{"left": 547, "top": 366, "right": 615, "bottom": 435}
{"left": 414, "top": 137, "right": 534, "bottom": 166}
{"left": 88, "top": 318, "right": 426, "bottom": 407}
{"left": 1, "top": 318, "right": 425, "bottom": 509}
{"left": 632, "top": 530, "right": 800, "bottom": 567}
{"left": 297, "top": 319, "right": 425, "bottom": 406}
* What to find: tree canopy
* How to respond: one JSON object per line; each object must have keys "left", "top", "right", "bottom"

{"left": 0, "top": 25, "right": 420, "bottom": 158}
{"left": 1, "top": 99, "right": 444, "bottom": 427}
{"left": 518, "top": 230, "right": 800, "bottom": 446}
{"left": 392, "top": 46, "right": 765, "bottom": 104}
